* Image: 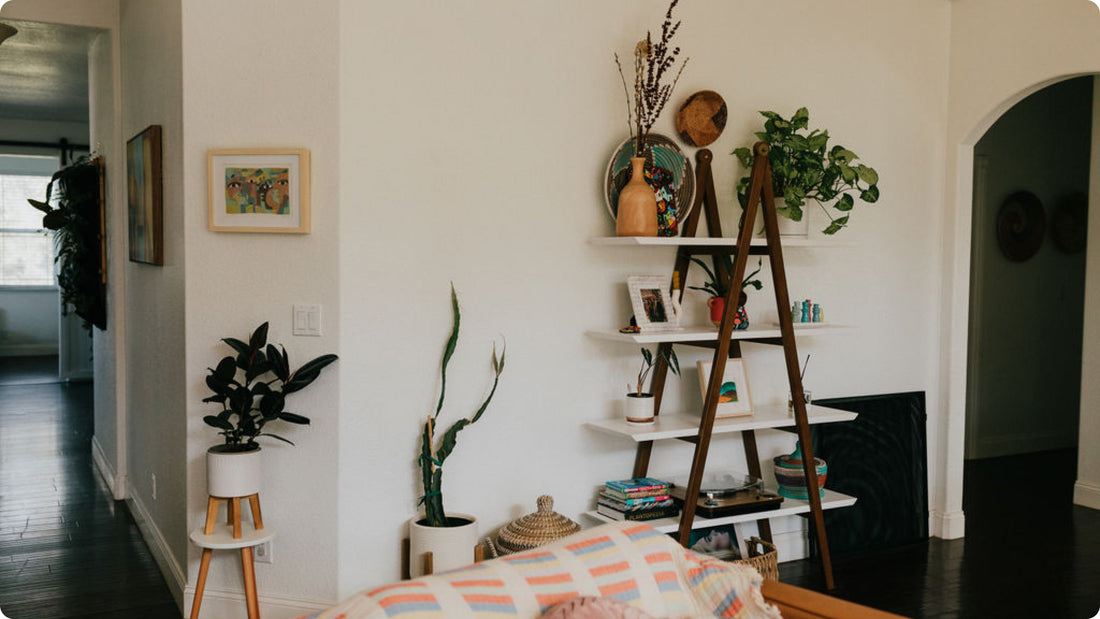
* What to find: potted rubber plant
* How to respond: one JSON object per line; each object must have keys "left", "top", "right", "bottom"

{"left": 688, "top": 257, "right": 763, "bottom": 329}
{"left": 202, "top": 322, "right": 337, "bottom": 498}
{"left": 410, "top": 285, "right": 506, "bottom": 577}
{"left": 732, "top": 107, "right": 880, "bottom": 235}
{"left": 626, "top": 347, "right": 680, "bottom": 424}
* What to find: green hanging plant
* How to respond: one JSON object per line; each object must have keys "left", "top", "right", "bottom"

{"left": 27, "top": 155, "right": 106, "bottom": 331}
{"left": 418, "top": 285, "right": 506, "bottom": 528}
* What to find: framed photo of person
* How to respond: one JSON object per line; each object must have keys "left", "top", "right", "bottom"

{"left": 627, "top": 275, "right": 680, "bottom": 332}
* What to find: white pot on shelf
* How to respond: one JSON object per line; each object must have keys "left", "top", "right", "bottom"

{"left": 624, "top": 393, "right": 656, "bottom": 424}
{"left": 408, "top": 513, "right": 478, "bottom": 578}
{"left": 752, "top": 197, "right": 810, "bottom": 237}
{"left": 206, "top": 445, "right": 262, "bottom": 497}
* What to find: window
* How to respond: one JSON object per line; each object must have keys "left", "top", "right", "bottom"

{"left": 0, "top": 155, "right": 58, "bottom": 287}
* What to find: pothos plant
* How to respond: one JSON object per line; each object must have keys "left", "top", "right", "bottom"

{"left": 202, "top": 322, "right": 338, "bottom": 452}
{"left": 419, "top": 286, "right": 506, "bottom": 528}
{"left": 632, "top": 347, "right": 680, "bottom": 396}
{"left": 27, "top": 155, "right": 106, "bottom": 331}
{"left": 732, "top": 107, "right": 880, "bottom": 235}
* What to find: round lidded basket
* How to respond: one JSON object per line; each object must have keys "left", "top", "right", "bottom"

{"left": 494, "top": 495, "right": 581, "bottom": 555}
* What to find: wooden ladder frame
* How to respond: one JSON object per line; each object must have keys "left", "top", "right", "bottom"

{"left": 634, "top": 142, "right": 836, "bottom": 590}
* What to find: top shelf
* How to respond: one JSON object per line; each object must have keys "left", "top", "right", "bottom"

{"left": 586, "top": 324, "right": 850, "bottom": 344}
{"left": 590, "top": 236, "right": 846, "bottom": 248}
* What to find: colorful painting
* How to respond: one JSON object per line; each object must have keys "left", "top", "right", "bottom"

{"left": 126, "top": 125, "right": 163, "bottom": 265}
{"left": 224, "top": 167, "right": 290, "bottom": 214}
{"left": 697, "top": 359, "right": 753, "bottom": 418}
{"left": 208, "top": 149, "right": 310, "bottom": 233}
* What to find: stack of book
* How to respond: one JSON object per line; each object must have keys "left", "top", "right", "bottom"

{"left": 596, "top": 478, "right": 679, "bottom": 522}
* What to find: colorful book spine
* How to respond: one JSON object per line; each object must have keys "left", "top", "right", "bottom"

{"left": 600, "top": 487, "right": 670, "bottom": 500}
{"left": 597, "top": 497, "right": 675, "bottom": 513}
{"left": 598, "top": 491, "right": 671, "bottom": 506}
{"left": 596, "top": 504, "right": 679, "bottom": 522}
{"left": 604, "top": 478, "right": 671, "bottom": 494}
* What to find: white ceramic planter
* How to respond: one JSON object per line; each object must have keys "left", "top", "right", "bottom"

{"left": 206, "top": 445, "right": 262, "bottom": 497}
{"left": 408, "top": 513, "right": 478, "bottom": 578}
{"left": 624, "top": 393, "right": 656, "bottom": 424}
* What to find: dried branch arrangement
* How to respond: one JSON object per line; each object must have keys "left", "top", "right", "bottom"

{"left": 614, "top": 0, "right": 689, "bottom": 157}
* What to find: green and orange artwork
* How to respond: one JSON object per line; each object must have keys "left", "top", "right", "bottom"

{"left": 717, "top": 381, "right": 739, "bottom": 403}
{"left": 224, "top": 167, "right": 290, "bottom": 214}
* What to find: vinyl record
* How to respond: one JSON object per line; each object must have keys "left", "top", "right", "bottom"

{"left": 996, "top": 190, "right": 1045, "bottom": 262}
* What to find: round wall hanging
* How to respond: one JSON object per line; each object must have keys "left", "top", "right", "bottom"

{"left": 675, "top": 90, "right": 727, "bottom": 148}
{"left": 1050, "top": 193, "right": 1087, "bottom": 254}
{"left": 604, "top": 134, "right": 695, "bottom": 236}
{"left": 996, "top": 190, "right": 1045, "bottom": 262}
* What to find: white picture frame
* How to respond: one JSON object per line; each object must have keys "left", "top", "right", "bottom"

{"left": 208, "top": 148, "right": 310, "bottom": 233}
{"left": 697, "top": 358, "right": 753, "bottom": 418}
{"left": 628, "top": 275, "right": 680, "bottom": 332}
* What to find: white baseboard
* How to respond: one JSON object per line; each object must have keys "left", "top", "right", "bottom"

{"left": 929, "top": 509, "right": 966, "bottom": 539}
{"left": 1074, "top": 480, "right": 1100, "bottom": 510}
{"left": 0, "top": 344, "right": 57, "bottom": 357}
{"left": 90, "top": 436, "right": 127, "bottom": 500}
{"left": 126, "top": 492, "right": 187, "bottom": 611}
{"left": 181, "top": 586, "right": 333, "bottom": 619}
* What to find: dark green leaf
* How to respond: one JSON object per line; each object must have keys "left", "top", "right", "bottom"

{"left": 279, "top": 412, "right": 311, "bottom": 425}
{"left": 27, "top": 198, "right": 52, "bottom": 214}
{"left": 855, "top": 165, "right": 878, "bottom": 185}
{"left": 834, "top": 194, "right": 855, "bottom": 212}
{"left": 259, "top": 392, "right": 285, "bottom": 418}
{"left": 203, "top": 415, "right": 234, "bottom": 431}
{"left": 249, "top": 322, "right": 269, "bottom": 355}
{"left": 223, "top": 337, "right": 249, "bottom": 356}
{"left": 823, "top": 215, "right": 849, "bottom": 235}
{"left": 860, "top": 185, "right": 880, "bottom": 203}
{"left": 215, "top": 356, "right": 237, "bottom": 381}
{"left": 268, "top": 344, "right": 289, "bottom": 381}
{"left": 259, "top": 433, "right": 295, "bottom": 446}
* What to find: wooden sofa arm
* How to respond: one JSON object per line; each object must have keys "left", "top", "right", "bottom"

{"left": 761, "top": 581, "right": 909, "bottom": 619}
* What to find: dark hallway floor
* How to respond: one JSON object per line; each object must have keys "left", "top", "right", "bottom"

{"left": 781, "top": 449, "right": 1100, "bottom": 618}
{"left": 0, "top": 358, "right": 178, "bottom": 618}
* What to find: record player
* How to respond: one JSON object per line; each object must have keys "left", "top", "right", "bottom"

{"left": 668, "top": 471, "right": 783, "bottom": 518}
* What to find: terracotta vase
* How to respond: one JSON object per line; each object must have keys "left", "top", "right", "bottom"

{"left": 616, "top": 157, "right": 659, "bottom": 237}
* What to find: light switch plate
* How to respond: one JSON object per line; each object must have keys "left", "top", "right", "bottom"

{"left": 292, "top": 304, "right": 322, "bottom": 336}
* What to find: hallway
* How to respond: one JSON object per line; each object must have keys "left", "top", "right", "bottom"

{"left": 0, "top": 361, "right": 178, "bottom": 618}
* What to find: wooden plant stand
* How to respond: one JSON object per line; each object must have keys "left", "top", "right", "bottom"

{"left": 189, "top": 493, "right": 275, "bottom": 619}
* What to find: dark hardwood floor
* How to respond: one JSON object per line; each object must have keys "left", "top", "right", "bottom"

{"left": 781, "top": 449, "right": 1100, "bottom": 618}
{"left": 0, "top": 359, "right": 179, "bottom": 618}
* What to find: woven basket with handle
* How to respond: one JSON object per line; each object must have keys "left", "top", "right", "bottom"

{"left": 733, "top": 537, "right": 778, "bottom": 582}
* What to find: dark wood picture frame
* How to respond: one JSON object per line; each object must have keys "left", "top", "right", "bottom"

{"left": 127, "top": 124, "right": 164, "bottom": 265}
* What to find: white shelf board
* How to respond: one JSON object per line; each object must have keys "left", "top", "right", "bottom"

{"left": 590, "top": 236, "right": 842, "bottom": 248}
{"left": 190, "top": 523, "right": 276, "bottom": 550}
{"left": 585, "top": 324, "right": 850, "bottom": 344}
{"left": 584, "top": 404, "right": 856, "bottom": 442}
{"left": 582, "top": 489, "right": 857, "bottom": 532}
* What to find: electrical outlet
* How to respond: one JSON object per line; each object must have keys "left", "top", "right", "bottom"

{"left": 255, "top": 540, "right": 274, "bottom": 564}
{"left": 151, "top": 473, "right": 157, "bottom": 500}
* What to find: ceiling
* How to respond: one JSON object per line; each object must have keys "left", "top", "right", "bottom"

{"left": 0, "top": 18, "right": 98, "bottom": 123}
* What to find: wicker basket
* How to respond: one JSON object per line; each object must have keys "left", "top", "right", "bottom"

{"left": 490, "top": 495, "right": 581, "bottom": 556}
{"left": 733, "top": 537, "right": 778, "bottom": 582}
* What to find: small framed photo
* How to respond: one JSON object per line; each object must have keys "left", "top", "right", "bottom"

{"left": 208, "top": 148, "right": 310, "bottom": 233}
{"left": 627, "top": 275, "right": 680, "bottom": 332}
{"left": 697, "top": 358, "right": 753, "bottom": 417}
{"left": 683, "top": 524, "right": 739, "bottom": 560}
{"left": 127, "top": 125, "right": 163, "bottom": 265}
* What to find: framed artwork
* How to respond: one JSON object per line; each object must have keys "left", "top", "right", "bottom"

{"left": 627, "top": 275, "right": 680, "bottom": 332}
{"left": 208, "top": 148, "right": 310, "bottom": 233}
{"left": 126, "top": 125, "right": 163, "bottom": 265}
{"left": 697, "top": 358, "right": 753, "bottom": 417}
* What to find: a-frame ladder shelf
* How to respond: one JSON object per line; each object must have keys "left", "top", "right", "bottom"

{"left": 585, "top": 405, "right": 856, "bottom": 442}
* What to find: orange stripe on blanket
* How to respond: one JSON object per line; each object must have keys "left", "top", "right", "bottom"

{"left": 378, "top": 594, "right": 436, "bottom": 608}
{"left": 366, "top": 581, "right": 425, "bottom": 597}
{"left": 565, "top": 536, "right": 611, "bottom": 551}
{"left": 589, "top": 561, "right": 630, "bottom": 577}
{"left": 720, "top": 597, "right": 745, "bottom": 617}
{"left": 645, "top": 551, "right": 674, "bottom": 564}
{"left": 526, "top": 573, "right": 573, "bottom": 585}
{"left": 451, "top": 579, "right": 505, "bottom": 588}
{"left": 621, "top": 524, "right": 652, "bottom": 536}
{"left": 653, "top": 570, "right": 678, "bottom": 583}
{"left": 536, "top": 592, "right": 579, "bottom": 607}
{"left": 462, "top": 594, "right": 513, "bottom": 604}
{"left": 598, "top": 579, "right": 638, "bottom": 597}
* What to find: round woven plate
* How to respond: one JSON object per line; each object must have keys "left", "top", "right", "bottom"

{"left": 604, "top": 134, "right": 695, "bottom": 230}
{"left": 676, "top": 90, "right": 727, "bottom": 147}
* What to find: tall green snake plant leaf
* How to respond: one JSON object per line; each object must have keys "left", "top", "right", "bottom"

{"left": 418, "top": 285, "right": 506, "bottom": 528}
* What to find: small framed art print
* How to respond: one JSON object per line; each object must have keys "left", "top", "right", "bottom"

{"left": 697, "top": 358, "right": 753, "bottom": 417}
{"left": 208, "top": 148, "right": 310, "bottom": 233}
{"left": 628, "top": 275, "right": 680, "bottom": 332}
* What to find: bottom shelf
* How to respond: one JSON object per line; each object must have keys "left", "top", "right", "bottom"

{"left": 583, "top": 488, "right": 856, "bottom": 533}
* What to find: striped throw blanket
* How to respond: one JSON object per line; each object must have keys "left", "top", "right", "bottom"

{"left": 299, "top": 521, "right": 780, "bottom": 619}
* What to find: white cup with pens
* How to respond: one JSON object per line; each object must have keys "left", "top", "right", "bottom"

{"left": 787, "top": 355, "right": 812, "bottom": 417}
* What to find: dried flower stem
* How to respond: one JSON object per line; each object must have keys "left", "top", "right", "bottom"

{"left": 614, "top": 53, "right": 635, "bottom": 138}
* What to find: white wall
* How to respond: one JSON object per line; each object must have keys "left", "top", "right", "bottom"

{"left": 0, "top": 289, "right": 58, "bottom": 355}
{"left": 337, "top": 0, "right": 951, "bottom": 596}
{"left": 181, "top": 0, "right": 341, "bottom": 615}
{"left": 967, "top": 77, "right": 1091, "bottom": 459}
{"left": 118, "top": 0, "right": 187, "bottom": 605}
{"left": 1078, "top": 78, "right": 1100, "bottom": 510}
{"left": 941, "top": 0, "right": 1100, "bottom": 531}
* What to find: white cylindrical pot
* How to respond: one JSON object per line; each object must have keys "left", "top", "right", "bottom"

{"left": 408, "top": 513, "right": 478, "bottom": 578}
{"left": 624, "top": 393, "right": 655, "bottom": 424}
{"left": 206, "top": 445, "right": 262, "bottom": 497}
